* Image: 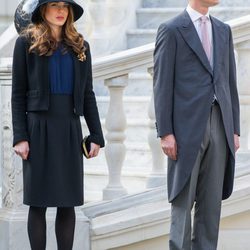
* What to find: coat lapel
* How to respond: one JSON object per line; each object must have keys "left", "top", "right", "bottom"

{"left": 177, "top": 10, "right": 213, "bottom": 76}
{"left": 210, "top": 16, "right": 226, "bottom": 81}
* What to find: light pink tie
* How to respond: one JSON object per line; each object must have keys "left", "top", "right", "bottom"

{"left": 200, "top": 16, "right": 211, "bottom": 62}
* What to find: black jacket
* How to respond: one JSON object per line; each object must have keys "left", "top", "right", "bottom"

{"left": 12, "top": 36, "right": 104, "bottom": 147}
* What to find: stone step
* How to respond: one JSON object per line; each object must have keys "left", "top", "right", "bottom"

{"left": 82, "top": 95, "right": 159, "bottom": 160}
{"left": 84, "top": 141, "right": 167, "bottom": 202}
{"left": 83, "top": 115, "right": 154, "bottom": 144}
{"left": 137, "top": 8, "right": 184, "bottom": 29}
{"left": 127, "top": 7, "right": 250, "bottom": 48}
{"left": 86, "top": 172, "right": 250, "bottom": 250}
{"left": 142, "top": 0, "right": 250, "bottom": 8}
{"left": 84, "top": 151, "right": 250, "bottom": 203}
{"left": 82, "top": 139, "right": 157, "bottom": 168}
{"left": 85, "top": 96, "right": 154, "bottom": 146}
{"left": 125, "top": 71, "right": 153, "bottom": 96}
{"left": 142, "top": 0, "right": 186, "bottom": 8}
{"left": 93, "top": 71, "right": 153, "bottom": 97}
{"left": 84, "top": 165, "right": 152, "bottom": 202}
{"left": 137, "top": 7, "right": 250, "bottom": 29}
{"left": 95, "top": 96, "right": 151, "bottom": 120}
{"left": 127, "top": 29, "right": 156, "bottom": 49}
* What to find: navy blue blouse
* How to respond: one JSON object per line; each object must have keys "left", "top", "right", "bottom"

{"left": 49, "top": 44, "right": 74, "bottom": 94}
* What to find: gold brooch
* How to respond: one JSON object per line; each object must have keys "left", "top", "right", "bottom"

{"left": 78, "top": 53, "right": 86, "bottom": 62}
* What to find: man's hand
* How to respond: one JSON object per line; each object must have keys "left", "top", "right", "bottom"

{"left": 234, "top": 134, "right": 240, "bottom": 152}
{"left": 14, "top": 141, "right": 29, "bottom": 160}
{"left": 161, "top": 134, "right": 177, "bottom": 160}
{"left": 89, "top": 143, "right": 100, "bottom": 158}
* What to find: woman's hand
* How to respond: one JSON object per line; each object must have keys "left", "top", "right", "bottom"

{"left": 89, "top": 143, "right": 100, "bottom": 158}
{"left": 14, "top": 141, "right": 29, "bottom": 160}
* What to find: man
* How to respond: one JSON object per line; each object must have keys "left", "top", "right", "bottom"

{"left": 153, "top": 0, "right": 240, "bottom": 249}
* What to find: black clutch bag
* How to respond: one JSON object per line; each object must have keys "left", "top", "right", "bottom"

{"left": 81, "top": 136, "right": 91, "bottom": 158}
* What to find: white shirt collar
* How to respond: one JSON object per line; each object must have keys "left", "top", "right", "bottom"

{"left": 186, "top": 4, "right": 210, "bottom": 22}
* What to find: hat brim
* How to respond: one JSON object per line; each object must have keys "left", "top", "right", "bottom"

{"left": 31, "top": 0, "right": 84, "bottom": 23}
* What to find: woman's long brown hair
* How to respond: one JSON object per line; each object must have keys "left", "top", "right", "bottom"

{"left": 22, "top": 4, "right": 86, "bottom": 60}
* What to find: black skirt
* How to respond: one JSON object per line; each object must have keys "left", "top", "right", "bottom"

{"left": 23, "top": 95, "right": 84, "bottom": 207}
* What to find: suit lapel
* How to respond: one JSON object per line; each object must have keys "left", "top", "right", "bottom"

{"left": 211, "top": 16, "right": 226, "bottom": 81}
{"left": 177, "top": 10, "right": 213, "bottom": 76}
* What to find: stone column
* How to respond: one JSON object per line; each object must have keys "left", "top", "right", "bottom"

{"left": 0, "top": 59, "right": 90, "bottom": 250}
{"left": 235, "top": 42, "right": 250, "bottom": 151}
{"left": 88, "top": 0, "right": 108, "bottom": 57}
{"left": 103, "top": 75, "right": 128, "bottom": 200}
{"left": 146, "top": 68, "right": 166, "bottom": 188}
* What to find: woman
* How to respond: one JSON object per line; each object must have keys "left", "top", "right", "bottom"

{"left": 11, "top": 0, "right": 104, "bottom": 249}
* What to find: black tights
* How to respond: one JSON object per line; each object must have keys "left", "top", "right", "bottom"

{"left": 28, "top": 206, "right": 76, "bottom": 250}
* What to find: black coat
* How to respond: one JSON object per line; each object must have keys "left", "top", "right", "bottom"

{"left": 12, "top": 36, "right": 104, "bottom": 147}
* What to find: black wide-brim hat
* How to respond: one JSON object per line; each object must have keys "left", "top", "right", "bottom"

{"left": 31, "top": 0, "right": 84, "bottom": 23}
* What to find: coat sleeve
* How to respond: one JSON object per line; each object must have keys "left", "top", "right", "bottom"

{"left": 228, "top": 25, "right": 240, "bottom": 136}
{"left": 153, "top": 23, "right": 177, "bottom": 138}
{"left": 11, "top": 36, "right": 29, "bottom": 146}
{"left": 83, "top": 42, "right": 105, "bottom": 147}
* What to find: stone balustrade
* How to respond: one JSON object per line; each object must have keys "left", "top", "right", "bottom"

{"left": 0, "top": 15, "right": 250, "bottom": 250}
